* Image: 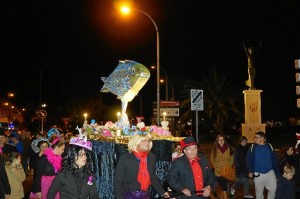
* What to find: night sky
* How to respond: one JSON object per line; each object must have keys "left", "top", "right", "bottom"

{"left": 1, "top": 0, "right": 300, "bottom": 121}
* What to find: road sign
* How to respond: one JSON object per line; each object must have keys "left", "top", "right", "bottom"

{"left": 153, "top": 108, "right": 180, "bottom": 117}
{"left": 191, "top": 89, "right": 203, "bottom": 111}
{"left": 38, "top": 110, "right": 47, "bottom": 118}
{"left": 160, "top": 108, "right": 179, "bottom": 117}
{"left": 160, "top": 100, "right": 180, "bottom": 107}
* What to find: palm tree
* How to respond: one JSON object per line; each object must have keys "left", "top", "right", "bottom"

{"left": 178, "top": 66, "right": 243, "bottom": 135}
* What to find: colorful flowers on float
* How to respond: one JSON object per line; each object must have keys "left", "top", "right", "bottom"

{"left": 81, "top": 119, "right": 172, "bottom": 137}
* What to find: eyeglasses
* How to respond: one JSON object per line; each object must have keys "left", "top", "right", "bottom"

{"left": 78, "top": 153, "right": 87, "bottom": 157}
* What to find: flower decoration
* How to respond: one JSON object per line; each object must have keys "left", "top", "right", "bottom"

{"left": 150, "top": 125, "right": 172, "bottom": 136}
{"left": 79, "top": 119, "right": 172, "bottom": 138}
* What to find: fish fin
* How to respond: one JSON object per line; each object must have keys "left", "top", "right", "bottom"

{"left": 101, "top": 77, "right": 106, "bottom": 82}
{"left": 100, "top": 85, "right": 109, "bottom": 93}
{"left": 100, "top": 77, "right": 109, "bottom": 92}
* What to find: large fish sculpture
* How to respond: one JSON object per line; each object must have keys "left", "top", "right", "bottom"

{"left": 100, "top": 60, "right": 150, "bottom": 128}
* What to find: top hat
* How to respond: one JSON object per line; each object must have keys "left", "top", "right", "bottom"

{"left": 180, "top": 136, "right": 197, "bottom": 150}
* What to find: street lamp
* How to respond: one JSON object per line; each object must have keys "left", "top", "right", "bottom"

{"left": 151, "top": 66, "right": 170, "bottom": 101}
{"left": 7, "top": 93, "right": 15, "bottom": 98}
{"left": 120, "top": 6, "right": 161, "bottom": 126}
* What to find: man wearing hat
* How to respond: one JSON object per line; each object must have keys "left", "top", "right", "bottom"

{"left": 0, "top": 128, "right": 17, "bottom": 155}
{"left": 166, "top": 136, "right": 216, "bottom": 198}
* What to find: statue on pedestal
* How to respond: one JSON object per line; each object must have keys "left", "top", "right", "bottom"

{"left": 243, "top": 41, "right": 262, "bottom": 90}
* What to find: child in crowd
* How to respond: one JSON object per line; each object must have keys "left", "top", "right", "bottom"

{"left": 275, "top": 164, "right": 300, "bottom": 199}
{"left": 171, "top": 143, "right": 183, "bottom": 161}
{"left": 4, "top": 152, "right": 26, "bottom": 199}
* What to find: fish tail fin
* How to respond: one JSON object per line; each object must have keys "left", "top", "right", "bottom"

{"left": 100, "top": 77, "right": 109, "bottom": 92}
{"left": 101, "top": 77, "right": 106, "bottom": 82}
{"left": 100, "top": 86, "right": 109, "bottom": 93}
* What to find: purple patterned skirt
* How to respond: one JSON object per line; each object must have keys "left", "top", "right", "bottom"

{"left": 123, "top": 190, "right": 150, "bottom": 199}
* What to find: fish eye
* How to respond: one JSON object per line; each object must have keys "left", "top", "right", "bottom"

{"left": 132, "top": 69, "right": 135, "bottom": 74}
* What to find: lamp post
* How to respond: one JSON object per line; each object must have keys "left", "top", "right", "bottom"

{"left": 152, "top": 66, "right": 171, "bottom": 101}
{"left": 120, "top": 7, "right": 160, "bottom": 126}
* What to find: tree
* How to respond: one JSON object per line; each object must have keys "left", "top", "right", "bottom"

{"left": 178, "top": 66, "right": 243, "bottom": 135}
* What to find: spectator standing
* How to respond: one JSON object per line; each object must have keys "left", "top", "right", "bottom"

{"left": 246, "top": 131, "right": 280, "bottom": 199}
{"left": 114, "top": 133, "right": 170, "bottom": 199}
{"left": 210, "top": 134, "right": 234, "bottom": 199}
{"left": 9, "top": 131, "right": 24, "bottom": 155}
{"left": 19, "top": 129, "right": 32, "bottom": 175}
{"left": 0, "top": 128, "right": 17, "bottom": 155}
{"left": 47, "top": 133, "right": 99, "bottom": 199}
{"left": 166, "top": 136, "right": 216, "bottom": 198}
{"left": 4, "top": 152, "right": 26, "bottom": 199}
{"left": 231, "top": 136, "right": 253, "bottom": 198}
{"left": 278, "top": 144, "right": 296, "bottom": 174}
{"left": 294, "top": 143, "right": 300, "bottom": 198}
{"left": 171, "top": 143, "right": 184, "bottom": 161}
{"left": 0, "top": 153, "right": 11, "bottom": 199}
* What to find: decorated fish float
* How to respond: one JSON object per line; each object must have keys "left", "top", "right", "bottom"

{"left": 100, "top": 60, "right": 150, "bottom": 128}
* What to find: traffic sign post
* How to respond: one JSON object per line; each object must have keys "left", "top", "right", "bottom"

{"left": 190, "top": 89, "right": 204, "bottom": 143}
{"left": 191, "top": 89, "right": 203, "bottom": 111}
{"left": 38, "top": 110, "right": 47, "bottom": 134}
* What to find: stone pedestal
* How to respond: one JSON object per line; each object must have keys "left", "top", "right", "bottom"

{"left": 242, "top": 90, "right": 266, "bottom": 143}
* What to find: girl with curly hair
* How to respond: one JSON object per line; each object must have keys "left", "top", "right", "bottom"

{"left": 47, "top": 133, "right": 99, "bottom": 199}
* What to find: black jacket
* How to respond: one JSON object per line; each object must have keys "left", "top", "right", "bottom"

{"left": 234, "top": 144, "right": 249, "bottom": 178}
{"left": 275, "top": 176, "right": 297, "bottom": 199}
{"left": 114, "top": 152, "right": 165, "bottom": 199}
{"left": 47, "top": 167, "right": 99, "bottom": 199}
{"left": 0, "top": 156, "right": 11, "bottom": 198}
{"left": 166, "top": 154, "right": 216, "bottom": 199}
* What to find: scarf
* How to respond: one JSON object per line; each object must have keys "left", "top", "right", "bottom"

{"left": 44, "top": 148, "right": 62, "bottom": 173}
{"left": 133, "top": 151, "right": 151, "bottom": 191}
{"left": 217, "top": 143, "right": 228, "bottom": 153}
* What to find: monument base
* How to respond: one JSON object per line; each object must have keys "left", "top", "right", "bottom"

{"left": 242, "top": 123, "right": 266, "bottom": 143}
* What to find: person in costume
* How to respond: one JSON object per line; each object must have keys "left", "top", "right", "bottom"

{"left": 166, "top": 136, "right": 215, "bottom": 199}
{"left": 29, "top": 138, "right": 50, "bottom": 198}
{"left": 31, "top": 135, "right": 65, "bottom": 199}
{"left": 30, "top": 138, "right": 50, "bottom": 175}
{"left": 47, "top": 132, "right": 99, "bottom": 199}
{"left": 4, "top": 152, "right": 26, "bottom": 199}
{"left": 114, "top": 133, "right": 170, "bottom": 199}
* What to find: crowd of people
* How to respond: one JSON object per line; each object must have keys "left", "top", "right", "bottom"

{"left": 1, "top": 126, "right": 300, "bottom": 199}
{"left": 0, "top": 127, "right": 98, "bottom": 199}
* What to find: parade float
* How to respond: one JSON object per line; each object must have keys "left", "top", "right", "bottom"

{"left": 83, "top": 60, "right": 183, "bottom": 198}
{"left": 82, "top": 60, "right": 183, "bottom": 144}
